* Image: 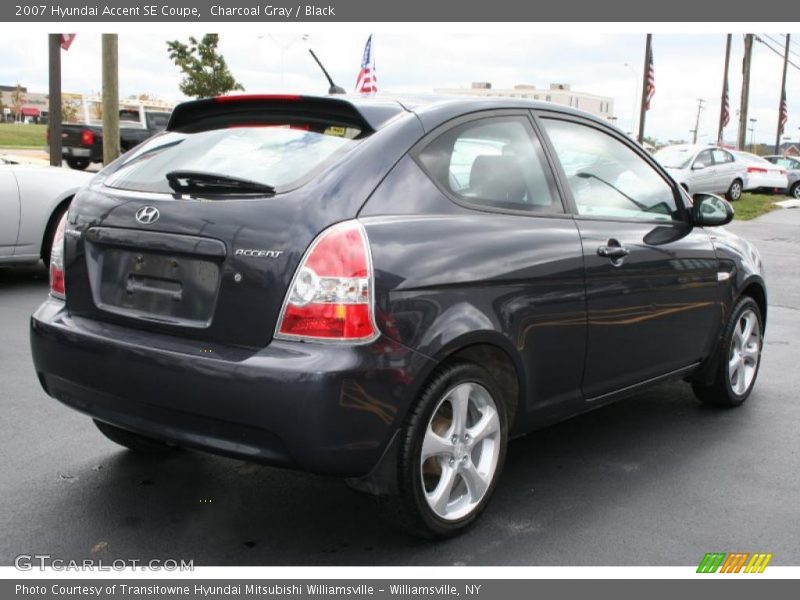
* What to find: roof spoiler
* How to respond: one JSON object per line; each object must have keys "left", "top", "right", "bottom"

{"left": 167, "top": 94, "right": 405, "bottom": 133}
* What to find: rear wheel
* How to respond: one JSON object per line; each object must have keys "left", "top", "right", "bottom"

{"left": 692, "top": 297, "right": 763, "bottom": 407}
{"left": 94, "top": 420, "right": 177, "bottom": 455}
{"left": 66, "top": 158, "right": 90, "bottom": 170}
{"left": 381, "top": 363, "right": 508, "bottom": 538}
{"left": 726, "top": 179, "right": 743, "bottom": 202}
{"left": 790, "top": 182, "right": 800, "bottom": 199}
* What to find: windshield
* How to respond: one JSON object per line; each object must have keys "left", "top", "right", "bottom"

{"left": 104, "top": 123, "right": 363, "bottom": 194}
{"left": 653, "top": 147, "right": 693, "bottom": 169}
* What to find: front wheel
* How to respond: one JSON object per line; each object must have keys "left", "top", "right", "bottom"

{"left": 381, "top": 363, "right": 508, "bottom": 538}
{"left": 726, "top": 179, "right": 743, "bottom": 202}
{"left": 692, "top": 297, "right": 763, "bottom": 407}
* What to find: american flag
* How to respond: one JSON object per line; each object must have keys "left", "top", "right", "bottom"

{"left": 60, "top": 34, "right": 76, "bottom": 51}
{"left": 721, "top": 77, "right": 730, "bottom": 128}
{"left": 355, "top": 35, "right": 377, "bottom": 94}
{"left": 645, "top": 45, "right": 656, "bottom": 110}
{"left": 779, "top": 87, "right": 788, "bottom": 136}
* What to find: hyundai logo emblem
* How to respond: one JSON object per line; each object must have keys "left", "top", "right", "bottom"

{"left": 135, "top": 206, "right": 160, "bottom": 225}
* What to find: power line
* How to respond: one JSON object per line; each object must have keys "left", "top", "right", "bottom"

{"left": 766, "top": 33, "right": 800, "bottom": 61}
{"left": 756, "top": 35, "right": 800, "bottom": 71}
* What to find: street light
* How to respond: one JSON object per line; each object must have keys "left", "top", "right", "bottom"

{"left": 748, "top": 118, "right": 758, "bottom": 153}
{"left": 258, "top": 33, "right": 310, "bottom": 87}
{"left": 623, "top": 63, "right": 639, "bottom": 136}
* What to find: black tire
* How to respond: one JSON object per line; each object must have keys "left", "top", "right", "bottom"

{"left": 66, "top": 158, "right": 90, "bottom": 170}
{"left": 790, "top": 182, "right": 800, "bottom": 199}
{"left": 380, "top": 362, "right": 508, "bottom": 539}
{"left": 41, "top": 201, "right": 70, "bottom": 268}
{"left": 94, "top": 420, "right": 177, "bottom": 455}
{"left": 726, "top": 179, "right": 743, "bottom": 202}
{"left": 692, "top": 296, "right": 763, "bottom": 407}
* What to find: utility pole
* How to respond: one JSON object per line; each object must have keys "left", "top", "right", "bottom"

{"left": 737, "top": 34, "right": 754, "bottom": 150}
{"left": 101, "top": 33, "right": 120, "bottom": 165}
{"left": 47, "top": 34, "right": 62, "bottom": 167}
{"left": 775, "top": 34, "right": 791, "bottom": 155}
{"left": 718, "top": 34, "right": 732, "bottom": 145}
{"left": 637, "top": 33, "right": 652, "bottom": 144}
{"left": 691, "top": 98, "right": 705, "bottom": 144}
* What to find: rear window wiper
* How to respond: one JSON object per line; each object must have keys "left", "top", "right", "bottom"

{"left": 165, "top": 170, "right": 276, "bottom": 196}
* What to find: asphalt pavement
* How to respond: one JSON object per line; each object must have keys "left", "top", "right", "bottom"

{"left": 1, "top": 209, "right": 798, "bottom": 566}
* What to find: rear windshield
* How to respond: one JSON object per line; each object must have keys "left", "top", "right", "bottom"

{"left": 104, "top": 122, "right": 363, "bottom": 194}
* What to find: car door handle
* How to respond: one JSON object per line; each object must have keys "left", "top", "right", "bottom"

{"left": 597, "top": 244, "right": 630, "bottom": 259}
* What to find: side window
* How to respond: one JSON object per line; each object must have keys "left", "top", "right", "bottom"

{"left": 711, "top": 149, "right": 732, "bottom": 164}
{"left": 541, "top": 118, "right": 679, "bottom": 221}
{"left": 694, "top": 150, "right": 714, "bottom": 168}
{"left": 416, "top": 116, "right": 561, "bottom": 213}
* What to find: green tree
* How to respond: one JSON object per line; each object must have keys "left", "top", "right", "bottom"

{"left": 61, "top": 100, "right": 79, "bottom": 123}
{"left": 10, "top": 82, "right": 26, "bottom": 121}
{"left": 166, "top": 34, "right": 244, "bottom": 98}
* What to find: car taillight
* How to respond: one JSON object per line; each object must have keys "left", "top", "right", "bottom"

{"left": 81, "top": 129, "right": 94, "bottom": 146}
{"left": 747, "top": 166, "right": 768, "bottom": 174}
{"left": 276, "top": 220, "right": 377, "bottom": 342}
{"left": 49, "top": 214, "right": 68, "bottom": 299}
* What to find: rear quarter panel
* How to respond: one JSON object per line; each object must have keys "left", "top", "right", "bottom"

{"left": 361, "top": 156, "right": 588, "bottom": 432}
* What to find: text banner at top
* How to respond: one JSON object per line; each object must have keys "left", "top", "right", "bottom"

{"left": 2, "top": 0, "right": 795, "bottom": 22}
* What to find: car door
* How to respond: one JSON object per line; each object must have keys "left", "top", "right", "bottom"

{"left": 402, "top": 111, "right": 588, "bottom": 421}
{"left": 711, "top": 148, "right": 736, "bottom": 192}
{"left": 690, "top": 149, "right": 717, "bottom": 193}
{"left": 536, "top": 114, "right": 720, "bottom": 399}
{"left": 0, "top": 165, "right": 21, "bottom": 257}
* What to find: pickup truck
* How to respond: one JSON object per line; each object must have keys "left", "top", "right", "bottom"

{"left": 60, "top": 107, "right": 171, "bottom": 170}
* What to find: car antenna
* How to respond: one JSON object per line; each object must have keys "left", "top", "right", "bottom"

{"left": 308, "top": 49, "right": 346, "bottom": 95}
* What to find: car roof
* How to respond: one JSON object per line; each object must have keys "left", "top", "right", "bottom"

{"left": 656, "top": 144, "right": 721, "bottom": 153}
{"left": 168, "top": 93, "right": 616, "bottom": 135}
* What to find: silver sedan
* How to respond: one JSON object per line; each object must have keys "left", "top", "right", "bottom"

{"left": 653, "top": 144, "right": 746, "bottom": 201}
{"left": 0, "top": 154, "right": 93, "bottom": 266}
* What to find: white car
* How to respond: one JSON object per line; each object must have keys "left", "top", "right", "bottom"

{"left": 731, "top": 151, "right": 789, "bottom": 192}
{"left": 653, "top": 144, "right": 746, "bottom": 201}
{"left": 0, "top": 157, "right": 92, "bottom": 266}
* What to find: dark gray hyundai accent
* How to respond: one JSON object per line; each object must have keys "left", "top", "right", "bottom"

{"left": 30, "top": 94, "right": 767, "bottom": 538}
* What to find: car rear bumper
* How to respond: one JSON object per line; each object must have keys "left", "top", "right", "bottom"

{"left": 743, "top": 174, "right": 788, "bottom": 190}
{"left": 30, "top": 298, "right": 434, "bottom": 477}
{"left": 62, "top": 146, "right": 92, "bottom": 158}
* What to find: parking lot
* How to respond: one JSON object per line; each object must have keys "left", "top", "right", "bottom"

{"left": 1, "top": 209, "right": 798, "bottom": 566}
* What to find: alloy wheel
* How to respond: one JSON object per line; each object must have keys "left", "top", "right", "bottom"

{"left": 730, "top": 181, "right": 742, "bottom": 200}
{"left": 728, "top": 308, "right": 761, "bottom": 396}
{"left": 420, "top": 382, "right": 501, "bottom": 521}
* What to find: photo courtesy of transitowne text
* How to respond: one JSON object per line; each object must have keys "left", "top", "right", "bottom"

{"left": 0, "top": 0, "right": 798, "bottom": 598}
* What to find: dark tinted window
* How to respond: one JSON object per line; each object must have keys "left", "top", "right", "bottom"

{"left": 542, "top": 118, "right": 679, "bottom": 221}
{"left": 417, "top": 116, "right": 560, "bottom": 213}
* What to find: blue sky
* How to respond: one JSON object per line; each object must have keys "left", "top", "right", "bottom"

{"left": 1, "top": 31, "right": 797, "bottom": 145}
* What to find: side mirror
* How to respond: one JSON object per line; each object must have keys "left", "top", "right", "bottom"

{"left": 692, "top": 162, "right": 706, "bottom": 170}
{"left": 692, "top": 193, "right": 734, "bottom": 227}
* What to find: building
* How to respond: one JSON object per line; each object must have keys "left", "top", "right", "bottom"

{"left": 0, "top": 85, "right": 50, "bottom": 123}
{"left": 435, "top": 82, "right": 615, "bottom": 122}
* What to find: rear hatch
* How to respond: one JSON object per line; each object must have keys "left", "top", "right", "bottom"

{"left": 64, "top": 95, "right": 402, "bottom": 349}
